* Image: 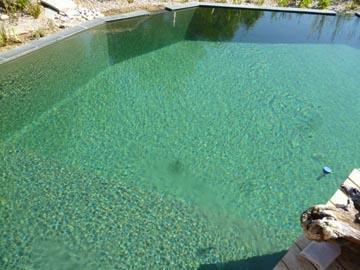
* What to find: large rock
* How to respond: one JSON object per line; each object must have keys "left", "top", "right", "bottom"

{"left": 40, "top": 0, "right": 77, "bottom": 13}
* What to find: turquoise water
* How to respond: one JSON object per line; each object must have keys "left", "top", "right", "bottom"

{"left": 1, "top": 8, "right": 360, "bottom": 269}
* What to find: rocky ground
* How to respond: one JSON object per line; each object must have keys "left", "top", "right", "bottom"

{"left": 0, "top": 0, "right": 359, "bottom": 52}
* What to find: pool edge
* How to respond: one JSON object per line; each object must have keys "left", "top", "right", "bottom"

{"left": 2, "top": 5, "right": 357, "bottom": 65}
{"left": 274, "top": 168, "right": 360, "bottom": 270}
{"left": 164, "top": 2, "right": 199, "bottom": 11}
{"left": 165, "top": 2, "right": 337, "bottom": 16}
{"left": 0, "top": 10, "right": 150, "bottom": 65}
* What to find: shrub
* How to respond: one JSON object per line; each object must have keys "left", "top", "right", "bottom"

{"left": 299, "top": 0, "right": 312, "bottom": 7}
{"left": 31, "top": 28, "right": 45, "bottom": 39}
{"left": 278, "top": 0, "right": 290, "bottom": 6}
{"left": 256, "top": 0, "right": 265, "bottom": 4}
{"left": 348, "top": 1, "right": 357, "bottom": 9}
{"left": 318, "top": 0, "right": 330, "bottom": 8}
{"left": 1, "top": 0, "right": 30, "bottom": 13}
{"left": 27, "top": 3, "right": 41, "bottom": 18}
{"left": 0, "top": 26, "right": 21, "bottom": 46}
{"left": 15, "top": 0, "right": 28, "bottom": 10}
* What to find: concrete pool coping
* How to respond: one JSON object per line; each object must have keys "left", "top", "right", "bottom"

{"left": 0, "top": 3, "right": 358, "bottom": 64}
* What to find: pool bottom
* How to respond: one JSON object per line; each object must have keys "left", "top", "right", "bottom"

{"left": 1, "top": 40, "right": 360, "bottom": 269}
{"left": 0, "top": 145, "right": 288, "bottom": 270}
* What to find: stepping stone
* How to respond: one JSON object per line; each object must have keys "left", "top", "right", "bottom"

{"left": 41, "top": 0, "right": 77, "bottom": 13}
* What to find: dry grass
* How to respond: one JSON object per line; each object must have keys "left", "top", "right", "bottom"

{"left": 0, "top": 24, "right": 8, "bottom": 47}
{"left": 0, "top": 24, "right": 22, "bottom": 48}
{"left": 26, "top": 3, "right": 42, "bottom": 19}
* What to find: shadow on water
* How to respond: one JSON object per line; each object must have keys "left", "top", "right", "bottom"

{"left": 105, "top": 9, "right": 196, "bottom": 65}
{"left": 198, "top": 250, "right": 287, "bottom": 270}
{"left": 185, "top": 8, "right": 264, "bottom": 41}
{"left": 185, "top": 7, "right": 360, "bottom": 48}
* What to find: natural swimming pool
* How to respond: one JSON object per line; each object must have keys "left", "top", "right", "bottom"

{"left": 1, "top": 7, "right": 360, "bottom": 269}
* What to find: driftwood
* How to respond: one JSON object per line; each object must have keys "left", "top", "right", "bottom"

{"left": 300, "top": 184, "right": 360, "bottom": 247}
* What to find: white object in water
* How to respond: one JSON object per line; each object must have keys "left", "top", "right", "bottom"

{"left": 299, "top": 241, "right": 341, "bottom": 270}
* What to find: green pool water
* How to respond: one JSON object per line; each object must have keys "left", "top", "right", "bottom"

{"left": 1, "top": 7, "right": 360, "bottom": 270}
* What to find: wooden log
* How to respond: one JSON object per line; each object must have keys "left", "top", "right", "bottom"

{"left": 300, "top": 184, "right": 360, "bottom": 246}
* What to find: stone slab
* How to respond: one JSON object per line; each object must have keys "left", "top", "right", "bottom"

{"left": 78, "top": 18, "right": 105, "bottom": 29}
{"left": 348, "top": 169, "right": 360, "bottom": 187}
{"left": 356, "top": 12, "right": 360, "bottom": 17}
{"left": 330, "top": 178, "right": 359, "bottom": 207}
{"left": 0, "top": 43, "right": 37, "bottom": 61}
{"left": 274, "top": 169, "right": 360, "bottom": 270}
{"left": 104, "top": 10, "right": 150, "bottom": 22}
{"left": 165, "top": 2, "right": 199, "bottom": 11}
{"left": 57, "top": 25, "right": 87, "bottom": 37}
{"left": 282, "top": 244, "right": 317, "bottom": 270}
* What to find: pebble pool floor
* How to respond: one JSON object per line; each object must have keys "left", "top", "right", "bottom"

{"left": 1, "top": 13, "right": 360, "bottom": 270}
